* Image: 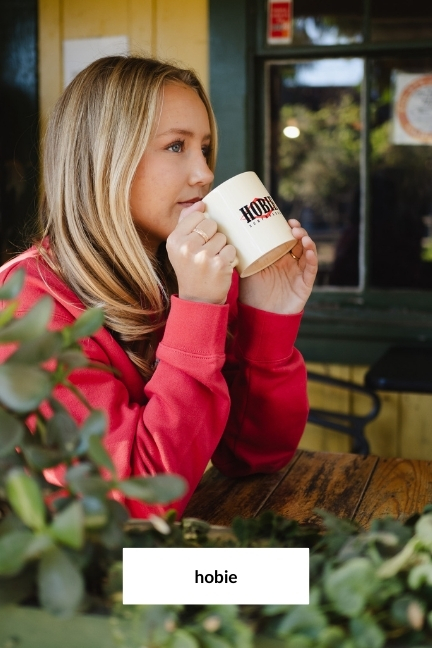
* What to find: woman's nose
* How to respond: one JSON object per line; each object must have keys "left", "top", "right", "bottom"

{"left": 189, "top": 153, "right": 214, "bottom": 186}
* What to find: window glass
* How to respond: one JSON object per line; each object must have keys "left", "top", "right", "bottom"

{"left": 371, "top": 0, "right": 432, "bottom": 42}
{"left": 370, "top": 58, "right": 432, "bottom": 289}
{"left": 292, "top": 0, "right": 363, "bottom": 46}
{"left": 268, "top": 59, "right": 363, "bottom": 287}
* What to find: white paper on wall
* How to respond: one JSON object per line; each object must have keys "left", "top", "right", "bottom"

{"left": 63, "top": 35, "right": 129, "bottom": 89}
{"left": 392, "top": 71, "right": 432, "bottom": 146}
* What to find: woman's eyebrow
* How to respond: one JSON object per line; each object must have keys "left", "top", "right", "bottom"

{"left": 156, "top": 128, "right": 211, "bottom": 140}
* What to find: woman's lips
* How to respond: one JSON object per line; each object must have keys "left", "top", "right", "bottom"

{"left": 178, "top": 197, "right": 202, "bottom": 208}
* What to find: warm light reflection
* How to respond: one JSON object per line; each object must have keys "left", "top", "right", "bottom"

{"left": 283, "top": 125, "right": 300, "bottom": 138}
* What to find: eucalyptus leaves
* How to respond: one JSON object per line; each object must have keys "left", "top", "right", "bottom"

{"left": 0, "top": 269, "right": 186, "bottom": 616}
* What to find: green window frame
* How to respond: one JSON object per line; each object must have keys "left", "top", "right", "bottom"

{"left": 209, "top": 0, "right": 432, "bottom": 364}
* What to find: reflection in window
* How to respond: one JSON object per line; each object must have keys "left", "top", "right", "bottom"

{"left": 293, "top": 0, "right": 363, "bottom": 46}
{"left": 268, "top": 59, "right": 363, "bottom": 287}
{"left": 370, "top": 59, "right": 432, "bottom": 289}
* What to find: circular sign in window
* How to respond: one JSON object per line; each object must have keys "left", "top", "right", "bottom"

{"left": 396, "top": 74, "right": 432, "bottom": 144}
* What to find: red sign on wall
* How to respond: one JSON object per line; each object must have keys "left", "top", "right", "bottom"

{"left": 267, "top": 0, "right": 293, "bottom": 45}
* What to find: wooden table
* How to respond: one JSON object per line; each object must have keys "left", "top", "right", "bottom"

{"left": 184, "top": 449, "right": 432, "bottom": 528}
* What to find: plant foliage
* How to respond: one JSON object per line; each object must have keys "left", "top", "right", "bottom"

{"left": 1, "top": 271, "right": 432, "bottom": 647}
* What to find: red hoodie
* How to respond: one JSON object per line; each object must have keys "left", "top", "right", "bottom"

{"left": 0, "top": 248, "right": 308, "bottom": 518}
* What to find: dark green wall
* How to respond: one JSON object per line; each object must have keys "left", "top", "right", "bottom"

{"left": 209, "top": 0, "right": 252, "bottom": 184}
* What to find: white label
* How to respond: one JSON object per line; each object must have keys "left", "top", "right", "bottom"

{"left": 123, "top": 548, "right": 309, "bottom": 605}
{"left": 63, "top": 35, "right": 129, "bottom": 88}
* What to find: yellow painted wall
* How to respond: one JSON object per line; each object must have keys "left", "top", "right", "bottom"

{"left": 301, "top": 363, "right": 432, "bottom": 461}
{"left": 38, "top": 1, "right": 432, "bottom": 462}
{"left": 38, "top": 0, "right": 208, "bottom": 127}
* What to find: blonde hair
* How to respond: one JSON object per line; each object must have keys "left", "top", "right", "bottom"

{"left": 38, "top": 56, "right": 217, "bottom": 378}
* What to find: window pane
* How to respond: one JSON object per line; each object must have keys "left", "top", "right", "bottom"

{"left": 268, "top": 60, "right": 363, "bottom": 287}
{"left": 370, "top": 58, "right": 432, "bottom": 289}
{"left": 293, "top": 0, "right": 363, "bottom": 45}
{"left": 371, "top": 0, "right": 432, "bottom": 42}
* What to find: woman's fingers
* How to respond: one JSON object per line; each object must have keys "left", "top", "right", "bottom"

{"left": 218, "top": 243, "right": 237, "bottom": 265}
{"left": 190, "top": 220, "right": 218, "bottom": 245}
{"left": 167, "top": 206, "right": 237, "bottom": 305}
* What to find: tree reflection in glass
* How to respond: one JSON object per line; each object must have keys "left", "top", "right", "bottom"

{"left": 269, "top": 59, "right": 363, "bottom": 287}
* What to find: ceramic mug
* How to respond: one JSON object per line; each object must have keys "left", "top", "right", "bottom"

{"left": 202, "top": 171, "right": 296, "bottom": 277}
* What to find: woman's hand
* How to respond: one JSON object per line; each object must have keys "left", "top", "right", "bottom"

{"left": 239, "top": 219, "right": 318, "bottom": 314}
{"left": 166, "top": 201, "right": 237, "bottom": 304}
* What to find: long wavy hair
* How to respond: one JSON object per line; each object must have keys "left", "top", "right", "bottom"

{"left": 38, "top": 56, "right": 217, "bottom": 379}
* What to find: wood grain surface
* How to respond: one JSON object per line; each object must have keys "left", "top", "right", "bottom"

{"left": 184, "top": 450, "right": 432, "bottom": 529}
{"left": 354, "top": 457, "right": 432, "bottom": 527}
{"left": 183, "top": 455, "right": 300, "bottom": 526}
{"left": 263, "top": 450, "right": 378, "bottom": 527}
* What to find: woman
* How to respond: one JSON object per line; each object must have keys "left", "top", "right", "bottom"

{"left": 0, "top": 56, "right": 318, "bottom": 518}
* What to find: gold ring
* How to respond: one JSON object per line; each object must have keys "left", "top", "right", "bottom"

{"left": 290, "top": 250, "right": 300, "bottom": 260}
{"left": 192, "top": 227, "right": 210, "bottom": 244}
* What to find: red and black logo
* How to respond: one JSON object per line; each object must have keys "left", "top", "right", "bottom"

{"left": 239, "top": 195, "right": 279, "bottom": 223}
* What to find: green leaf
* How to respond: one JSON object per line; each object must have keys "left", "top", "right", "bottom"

{"left": 117, "top": 474, "right": 187, "bottom": 503}
{"left": 82, "top": 495, "right": 109, "bottom": 529}
{"left": 37, "top": 546, "right": 84, "bottom": 617}
{"left": 201, "top": 636, "right": 232, "bottom": 648}
{"left": 80, "top": 409, "right": 106, "bottom": 437}
{"left": 0, "top": 296, "right": 53, "bottom": 343}
{"left": 168, "top": 630, "right": 200, "bottom": 648}
{"left": 87, "top": 435, "right": 115, "bottom": 473}
{"left": 8, "top": 331, "right": 63, "bottom": 364}
{"left": 65, "top": 464, "right": 111, "bottom": 497}
{"left": 6, "top": 469, "right": 46, "bottom": 531}
{"left": 0, "top": 268, "right": 24, "bottom": 300}
{"left": 0, "top": 301, "right": 18, "bottom": 327}
{"left": 0, "top": 530, "right": 33, "bottom": 575}
{"left": 21, "top": 444, "right": 65, "bottom": 471}
{"left": 68, "top": 308, "right": 104, "bottom": 342}
{"left": 274, "top": 605, "right": 327, "bottom": 639}
{"left": 65, "top": 462, "right": 92, "bottom": 486}
{"left": 415, "top": 513, "right": 432, "bottom": 550}
{"left": 324, "top": 558, "right": 379, "bottom": 617}
{"left": 46, "top": 411, "right": 79, "bottom": 454}
{"left": 349, "top": 615, "right": 386, "bottom": 648}
{"left": 50, "top": 501, "right": 84, "bottom": 549}
{"left": 75, "top": 410, "right": 107, "bottom": 455}
{"left": 408, "top": 562, "right": 432, "bottom": 589}
{"left": 56, "top": 350, "right": 89, "bottom": 369}
{"left": 99, "top": 500, "right": 129, "bottom": 549}
{"left": 0, "top": 407, "right": 25, "bottom": 457}
{"left": 377, "top": 537, "right": 419, "bottom": 578}
{"left": 0, "top": 364, "right": 52, "bottom": 413}
{"left": 316, "top": 626, "right": 347, "bottom": 647}
{"left": 25, "top": 532, "right": 55, "bottom": 559}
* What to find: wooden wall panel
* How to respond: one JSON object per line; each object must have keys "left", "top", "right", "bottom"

{"left": 300, "top": 362, "right": 352, "bottom": 454}
{"left": 38, "top": 0, "right": 208, "bottom": 128}
{"left": 62, "top": 0, "right": 129, "bottom": 38}
{"left": 400, "top": 393, "right": 432, "bottom": 459}
{"left": 128, "top": 0, "right": 154, "bottom": 55}
{"left": 351, "top": 366, "right": 400, "bottom": 458}
{"left": 303, "top": 363, "right": 432, "bottom": 462}
{"left": 155, "top": 0, "right": 208, "bottom": 88}
{"left": 38, "top": 0, "right": 62, "bottom": 129}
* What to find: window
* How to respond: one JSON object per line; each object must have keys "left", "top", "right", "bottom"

{"left": 210, "top": 0, "right": 432, "bottom": 363}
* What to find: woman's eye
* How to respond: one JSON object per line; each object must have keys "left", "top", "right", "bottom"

{"left": 202, "top": 145, "right": 211, "bottom": 159}
{"left": 167, "top": 141, "right": 183, "bottom": 153}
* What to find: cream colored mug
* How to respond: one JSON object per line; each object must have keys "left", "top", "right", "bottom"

{"left": 203, "top": 171, "right": 296, "bottom": 277}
